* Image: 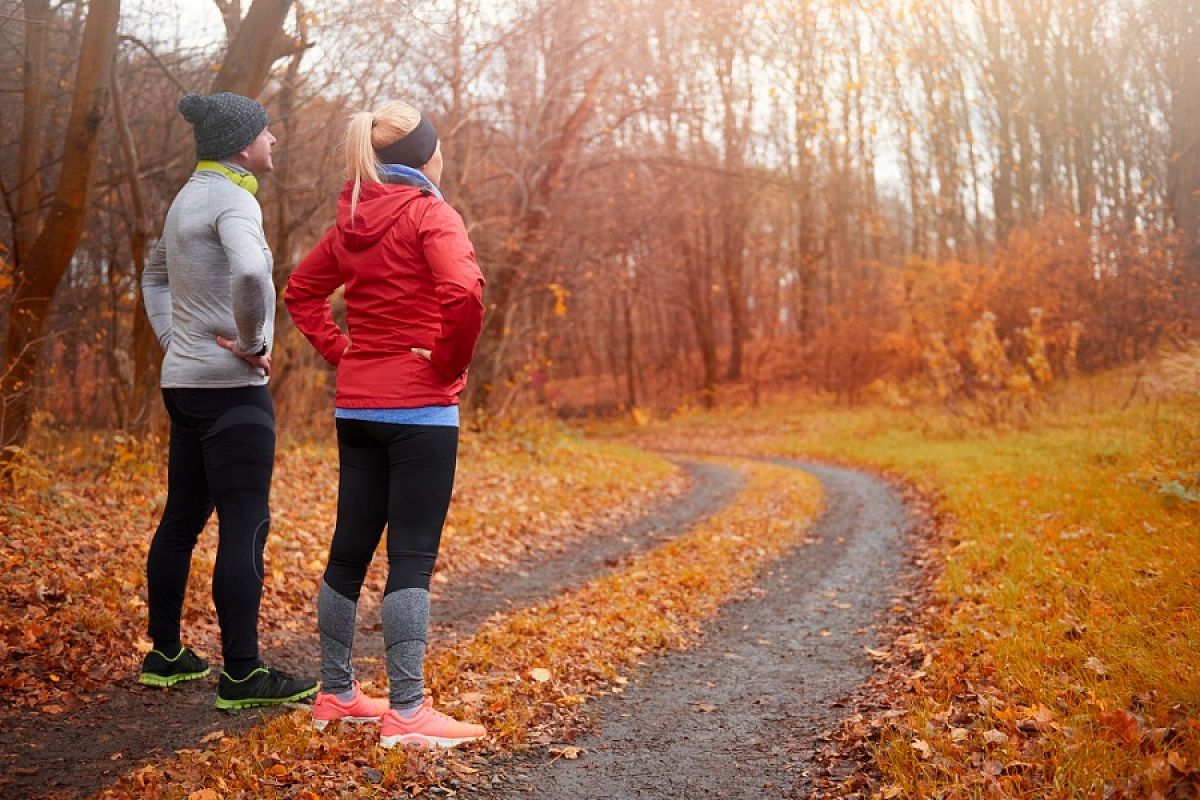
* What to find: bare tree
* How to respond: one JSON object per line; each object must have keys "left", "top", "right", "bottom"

{"left": 2, "top": 0, "right": 121, "bottom": 459}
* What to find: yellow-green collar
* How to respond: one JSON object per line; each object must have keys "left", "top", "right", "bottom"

{"left": 195, "top": 160, "right": 258, "bottom": 196}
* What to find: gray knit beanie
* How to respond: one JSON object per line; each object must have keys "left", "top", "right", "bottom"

{"left": 178, "top": 92, "right": 268, "bottom": 160}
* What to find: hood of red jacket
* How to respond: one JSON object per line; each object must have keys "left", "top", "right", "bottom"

{"left": 336, "top": 181, "right": 429, "bottom": 252}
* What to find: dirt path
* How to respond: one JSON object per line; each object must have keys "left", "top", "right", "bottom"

{"left": 432, "top": 460, "right": 745, "bottom": 635}
{"left": 477, "top": 460, "right": 914, "bottom": 799}
{"left": 0, "top": 461, "right": 741, "bottom": 800}
{"left": 276, "top": 460, "right": 746, "bottom": 668}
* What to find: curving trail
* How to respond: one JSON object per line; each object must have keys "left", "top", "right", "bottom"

{"left": 0, "top": 461, "right": 741, "bottom": 800}
{"left": 430, "top": 460, "right": 746, "bottom": 634}
{"left": 479, "top": 460, "right": 914, "bottom": 799}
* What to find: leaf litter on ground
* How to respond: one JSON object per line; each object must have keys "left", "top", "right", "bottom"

{"left": 0, "top": 422, "right": 680, "bottom": 719}
{"left": 99, "top": 459, "right": 823, "bottom": 798}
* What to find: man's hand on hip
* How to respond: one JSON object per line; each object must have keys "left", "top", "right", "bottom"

{"left": 216, "top": 336, "right": 272, "bottom": 376}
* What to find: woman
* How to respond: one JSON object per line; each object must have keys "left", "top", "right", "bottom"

{"left": 284, "top": 101, "right": 486, "bottom": 748}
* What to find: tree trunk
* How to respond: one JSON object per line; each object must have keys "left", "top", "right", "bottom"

{"left": 260, "top": 21, "right": 309, "bottom": 411}
{"left": 14, "top": 0, "right": 48, "bottom": 267}
{"left": 466, "top": 63, "right": 608, "bottom": 416}
{"left": 684, "top": 226, "right": 720, "bottom": 408}
{"left": 210, "top": 0, "right": 294, "bottom": 97}
{"left": 464, "top": 264, "right": 516, "bottom": 414}
{"left": 993, "top": 91, "right": 1015, "bottom": 242}
{"left": 715, "top": 37, "right": 748, "bottom": 382}
{"left": 688, "top": 285, "right": 719, "bottom": 409}
{"left": 621, "top": 289, "right": 637, "bottom": 409}
{"left": 1165, "top": 0, "right": 1200, "bottom": 273}
{"left": 1, "top": 0, "right": 121, "bottom": 457}
{"left": 213, "top": 0, "right": 244, "bottom": 42}
{"left": 110, "top": 63, "right": 158, "bottom": 434}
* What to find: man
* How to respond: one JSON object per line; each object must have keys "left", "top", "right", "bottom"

{"left": 139, "top": 92, "right": 317, "bottom": 710}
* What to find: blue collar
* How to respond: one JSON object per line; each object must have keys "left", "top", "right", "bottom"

{"left": 378, "top": 163, "right": 443, "bottom": 200}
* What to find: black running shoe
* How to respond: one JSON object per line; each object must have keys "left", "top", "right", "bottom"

{"left": 215, "top": 666, "right": 318, "bottom": 711}
{"left": 138, "top": 646, "right": 211, "bottom": 687}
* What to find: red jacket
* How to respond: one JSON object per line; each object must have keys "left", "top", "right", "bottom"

{"left": 284, "top": 181, "right": 485, "bottom": 408}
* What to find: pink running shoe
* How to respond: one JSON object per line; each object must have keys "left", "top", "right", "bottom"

{"left": 312, "top": 681, "right": 389, "bottom": 730}
{"left": 379, "top": 698, "right": 487, "bottom": 749}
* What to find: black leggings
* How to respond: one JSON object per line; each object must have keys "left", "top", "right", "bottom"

{"left": 147, "top": 386, "right": 274, "bottom": 677}
{"left": 323, "top": 420, "right": 458, "bottom": 601}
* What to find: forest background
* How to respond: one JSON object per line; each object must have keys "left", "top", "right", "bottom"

{"left": 1, "top": 0, "right": 1196, "bottom": 455}
{"left": 1, "top": 2, "right": 1198, "bottom": 797}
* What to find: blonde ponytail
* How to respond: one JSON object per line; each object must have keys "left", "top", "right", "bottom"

{"left": 344, "top": 101, "right": 423, "bottom": 222}
{"left": 346, "top": 111, "right": 380, "bottom": 222}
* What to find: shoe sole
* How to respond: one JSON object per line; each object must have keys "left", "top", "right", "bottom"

{"left": 313, "top": 715, "right": 382, "bottom": 731}
{"left": 379, "top": 733, "right": 484, "bottom": 750}
{"left": 138, "top": 667, "right": 211, "bottom": 687}
{"left": 215, "top": 685, "right": 318, "bottom": 711}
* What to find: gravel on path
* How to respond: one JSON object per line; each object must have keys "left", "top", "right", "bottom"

{"left": 478, "top": 460, "right": 914, "bottom": 800}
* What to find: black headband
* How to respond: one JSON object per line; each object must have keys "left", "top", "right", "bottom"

{"left": 376, "top": 116, "right": 439, "bottom": 168}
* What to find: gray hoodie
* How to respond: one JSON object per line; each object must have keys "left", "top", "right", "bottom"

{"left": 143, "top": 166, "right": 275, "bottom": 388}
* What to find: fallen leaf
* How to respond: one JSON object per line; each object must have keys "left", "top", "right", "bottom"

{"left": 911, "top": 739, "right": 932, "bottom": 759}
{"left": 1099, "top": 709, "right": 1141, "bottom": 747}
{"left": 1141, "top": 726, "right": 1180, "bottom": 750}
{"left": 188, "top": 790, "right": 219, "bottom": 800}
{"left": 983, "top": 730, "right": 1010, "bottom": 746}
{"left": 199, "top": 730, "right": 225, "bottom": 744}
{"left": 1017, "top": 704, "right": 1056, "bottom": 733}
{"left": 529, "top": 667, "right": 552, "bottom": 683}
{"left": 550, "top": 745, "right": 585, "bottom": 759}
{"left": 1084, "top": 656, "right": 1109, "bottom": 678}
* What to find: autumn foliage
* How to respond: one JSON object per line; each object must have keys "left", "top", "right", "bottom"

{"left": 894, "top": 214, "right": 1195, "bottom": 417}
{"left": 1, "top": 0, "right": 1198, "bottom": 797}
{"left": 3, "top": 0, "right": 1198, "bottom": 440}
{"left": 0, "top": 422, "right": 677, "bottom": 718}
